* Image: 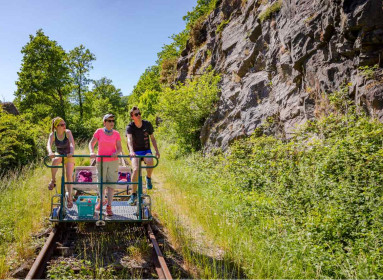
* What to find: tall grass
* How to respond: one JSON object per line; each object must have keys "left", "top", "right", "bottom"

{"left": 153, "top": 108, "right": 383, "bottom": 278}
{"left": 0, "top": 144, "right": 92, "bottom": 278}
{"left": 0, "top": 162, "right": 51, "bottom": 278}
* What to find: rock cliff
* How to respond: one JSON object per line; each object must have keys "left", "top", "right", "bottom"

{"left": 176, "top": 0, "right": 383, "bottom": 151}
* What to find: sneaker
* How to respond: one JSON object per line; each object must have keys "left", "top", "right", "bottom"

{"left": 95, "top": 199, "right": 107, "bottom": 211}
{"left": 128, "top": 193, "right": 137, "bottom": 206}
{"left": 106, "top": 205, "right": 113, "bottom": 216}
{"left": 146, "top": 176, "right": 153, "bottom": 190}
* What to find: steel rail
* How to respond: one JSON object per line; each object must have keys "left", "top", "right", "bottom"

{"left": 147, "top": 224, "right": 173, "bottom": 280}
{"left": 26, "top": 227, "right": 59, "bottom": 279}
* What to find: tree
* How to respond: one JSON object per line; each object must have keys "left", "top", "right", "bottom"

{"left": 14, "top": 29, "right": 71, "bottom": 121}
{"left": 129, "top": 65, "right": 161, "bottom": 106}
{"left": 87, "top": 77, "right": 123, "bottom": 116}
{"left": 68, "top": 45, "right": 96, "bottom": 118}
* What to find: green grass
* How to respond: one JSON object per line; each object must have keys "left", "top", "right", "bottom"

{"left": 0, "top": 144, "right": 93, "bottom": 278}
{"left": 154, "top": 103, "right": 383, "bottom": 278}
{"left": 46, "top": 224, "right": 153, "bottom": 279}
{"left": 216, "top": 19, "right": 230, "bottom": 33}
{"left": 0, "top": 162, "right": 52, "bottom": 278}
{"left": 258, "top": 0, "right": 282, "bottom": 22}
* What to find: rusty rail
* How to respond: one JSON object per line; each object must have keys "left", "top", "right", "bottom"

{"left": 26, "top": 227, "right": 59, "bottom": 279}
{"left": 147, "top": 224, "right": 172, "bottom": 280}
{"left": 27, "top": 224, "right": 172, "bottom": 279}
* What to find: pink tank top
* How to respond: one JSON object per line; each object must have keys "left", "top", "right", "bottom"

{"left": 93, "top": 128, "right": 121, "bottom": 162}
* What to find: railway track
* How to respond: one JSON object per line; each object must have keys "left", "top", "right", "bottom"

{"left": 26, "top": 223, "right": 172, "bottom": 279}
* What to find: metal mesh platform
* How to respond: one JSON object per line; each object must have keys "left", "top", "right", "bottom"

{"left": 63, "top": 200, "right": 142, "bottom": 221}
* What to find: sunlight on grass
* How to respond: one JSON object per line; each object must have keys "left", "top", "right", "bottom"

{"left": 152, "top": 145, "right": 318, "bottom": 279}
{"left": 153, "top": 152, "right": 247, "bottom": 279}
{"left": 0, "top": 145, "right": 91, "bottom": 278}
{"left": 0, "top": 162, "right": 51, "bottom": 278}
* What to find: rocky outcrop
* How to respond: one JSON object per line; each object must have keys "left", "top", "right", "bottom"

{"left": 1, "top": 102, "right": 19, "bottom": 115}
{"left": 176, "top": 0, "right": 383, "bottom": 152}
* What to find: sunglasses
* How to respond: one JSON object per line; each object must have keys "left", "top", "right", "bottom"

{"left": 134, "top": 112, "right": 141, "bottom": 117}
{"left": 106, "top": 119, "right": 115, "bottom": 123}
{"left": 57, "top": 123, "right": 66, "bottom": 127}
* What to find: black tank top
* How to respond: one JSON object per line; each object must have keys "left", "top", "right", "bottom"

{"left": 55, "top": 132, "right": 70, "bottom": 155}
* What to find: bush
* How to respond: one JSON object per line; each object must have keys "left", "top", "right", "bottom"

{"left": 158, "top": 69, "right": 221, "bottom": 155}
{"left": 0, "top": 110, "right": 48, "bottom": 174}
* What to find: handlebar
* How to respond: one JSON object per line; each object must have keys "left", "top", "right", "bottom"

{"left": 43, "top": 154, "right": 159, "bottom": 169}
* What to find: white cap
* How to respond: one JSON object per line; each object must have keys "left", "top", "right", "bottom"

{"left": 103, "top": 113, "right": 115, "bottom": 122}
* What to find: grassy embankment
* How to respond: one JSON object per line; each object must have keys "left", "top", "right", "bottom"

{"left": 0, "top": 145, "right": 91, "bottom": 278}
{"left": 152, "top": 110, "right": 383, "bottom": 279}
{"left": 0, "top": 162, "right": 51, "bottom": 278}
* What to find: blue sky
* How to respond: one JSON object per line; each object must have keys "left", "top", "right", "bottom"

{"left": 0, "top": 0, "right": 196, "bottom": 102}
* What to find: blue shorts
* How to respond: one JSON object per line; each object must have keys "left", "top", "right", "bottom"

{"left": 133, "top": 149, "right": 152, "bottom": 161}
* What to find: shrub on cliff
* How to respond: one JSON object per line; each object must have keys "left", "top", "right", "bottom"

{"left": 158, "top": 69, "right": 221, "bottom": 155}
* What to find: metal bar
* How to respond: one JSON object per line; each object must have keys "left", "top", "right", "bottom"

{"left": 138, "top": 159, "right": 142, "bottom": 220}
{"left": 59, "top": 160, "right": 65, "bottom": 221}
{"left": 100, "top": 157, "right": 103, "bottom": 220}
{"left": 147, "top": 225, "right": 172, "bottom": 280}
{"left": 43, "top": 154, "right": 159, "bottom": 223}
{"left": 64, "top": 182, "right": 139, "bottom": 185}
{"left": 26, "top": 227, "right": 58, "bottom": 279}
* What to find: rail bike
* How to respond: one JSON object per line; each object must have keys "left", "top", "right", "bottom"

{"left": 44, "top": 154, "right": 158, "bottom": 226}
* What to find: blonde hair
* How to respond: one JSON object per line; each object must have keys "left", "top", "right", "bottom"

{"left": 51, "top": 117, "right": 64, "bottom": 132}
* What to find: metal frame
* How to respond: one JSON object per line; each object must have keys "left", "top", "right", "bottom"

{"left": 44, "top": 155, "right": 159, "bottom": 223}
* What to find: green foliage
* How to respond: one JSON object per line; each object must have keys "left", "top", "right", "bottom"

{"left": 158, "top": 87, "right": 383, "bottom": 278}
{"left": 129, "top": 65, "right": 161, "bottom": 106}
{"left": 258, "top": 0, "right": 282, "bottom": 22}
{"left": 90, "top": 77, "right": 123, "bottom": 114}
{"left": 216, "top": 19, "right": 230, "bottom": 33}
{"left": 68, "top": 44, "right": 96, "bottom": 118}
{"left": 158, "top": 69, "right": 220, "bottom": 154}
{"left": 183, "top": 0, "right": 218, "bottom": 31}
{"left": 137, "top": 90, "right": 160, "bottom": 125}
{"left": 358, "top": 64, "right": 379, "bottom": 79}
{"left": 14, "top": 29, "right": 71, "bottom": 121}
{"left": 157, "top": 31, "right": 189, "bottom": 66}
{"left": 47, "top": 259, "right": 93, "bottom": 279}
{"left": 156, "top": 0, "right": 217, "bottom": 84}
{"left": 0, "top": 110, "right": 48, "bottom": 173}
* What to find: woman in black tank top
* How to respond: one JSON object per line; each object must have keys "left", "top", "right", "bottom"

{"left": 47, "top": 117, "right": 76, "bottom": 208}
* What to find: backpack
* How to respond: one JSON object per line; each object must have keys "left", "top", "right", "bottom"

{"left": 118, "top": 172, "right": 131, "bottom": 182}
{"left": 77, "top": 170, "right": 93, "bottom": 183}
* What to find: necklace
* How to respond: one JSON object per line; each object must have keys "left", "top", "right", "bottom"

{"left": 104, "top": 128, "right": 113, "bottom": 134}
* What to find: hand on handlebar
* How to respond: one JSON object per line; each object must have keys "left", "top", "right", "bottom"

{"left": 111, "top": 152, "right": 118, "bottom": 158}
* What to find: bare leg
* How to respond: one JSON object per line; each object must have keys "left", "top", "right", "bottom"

{"left": 65, "top": 162, "right": 75, "bottom": 205}
{"left": 49, "top": 157, "right": 62, "bottom": 188}
{"left": 51, "top": 157, "right": 62, "bottom": 180}
{"left": 131, "top": 158, "right": 140, "bottom": 193}
{"left": 144, "top": 154, "right": 154, "bottom": 178}
{"left": 107, "top": 187, "right": 114, "bottom": 205}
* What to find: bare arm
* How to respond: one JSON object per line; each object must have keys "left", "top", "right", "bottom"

{"left": 127, "top": 134, "right": 135, "bottom": 157}
{"left": 66, "top": 130, "right": 75, "bottom": 156}
{"left": 150, "top": 134, "right": 160, "bottom": 159}
{"left": 89, "top": 136, "right": 98, "bottom": 158}
{"left": 47, "top": 132, "right": 55, "bottom": 158}
{"left": 111, "top": 140, "right": 122, "bottom": 158}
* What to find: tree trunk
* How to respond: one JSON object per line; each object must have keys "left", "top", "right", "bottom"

{"left": 78, "top": 85, "right": 83, "bottom": 118}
